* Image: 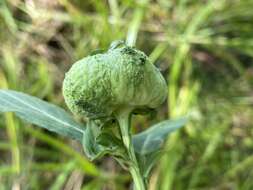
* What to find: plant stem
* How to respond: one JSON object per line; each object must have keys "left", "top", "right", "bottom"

{"left": 129, "top": 165, "right": 146, "bottom": 190}
{"left": 116, "top": 109, "right": 146, "bottom": 190}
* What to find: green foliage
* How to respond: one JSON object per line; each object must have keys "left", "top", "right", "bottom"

{"left": 0, "top": 89, "right": 84, "bottom": 141}
{"left": 133, "top": 118, "right": 187, "bottom": 155}
{"left": 82, "top": 120, "right": 126, "bottom": 161}
{"left": 0, "top": 88, "right": 185, "bottom": 190}
{"left": 0, "top": 0, "right": 253, "bottom": 189}
{"left": 62, "top": 41, "right": 170, "bottom": 189}
{"left": 62, "top": 41, "right": 167, "bottom": 119}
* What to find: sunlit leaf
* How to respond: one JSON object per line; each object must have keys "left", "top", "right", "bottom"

{"left": 0, "top": 89, "right": 84, "bottom": 141}
{"left": 133, "top": 117, "right": 187, "bottom": 155}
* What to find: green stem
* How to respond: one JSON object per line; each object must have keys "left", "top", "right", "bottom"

{"left": 116, "top": 109, "right": 146, "bottom": 190}
{"left": 129, "top": 165, "right": 146, "bottom": 190}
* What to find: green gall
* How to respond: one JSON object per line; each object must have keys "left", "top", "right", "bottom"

{"left": 63, "top": 41, "right": 167, "bottom": 119}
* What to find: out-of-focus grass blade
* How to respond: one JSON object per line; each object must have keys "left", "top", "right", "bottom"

{"left": 24, "top": 126, "right": 99, "bottom": 176}
{"left": 50, "top": 161, "right": 76, "bottom": 190}
{"left": 188, "top": 120, "right": 230, "bottom": 189}
{"left": 0, "top": 166, "right": 16, "bottom": 176}
{"left": 126, "top": 0, "right": 149, "bottom": 46}
{"left": 149, "top": 43, "right": 168, "bottom": 64}
{"left": 0, "top": 0, "right": 17, "bottom": 34}
{"left": 82, "top": 180, "right": 103, "bottom": 190}
{"left": 0, "top": 71, "right": 20, "bottom": 176}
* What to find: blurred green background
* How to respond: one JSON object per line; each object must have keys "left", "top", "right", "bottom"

{"left": 0, "top": 0, "right": 253, "bottom": 189}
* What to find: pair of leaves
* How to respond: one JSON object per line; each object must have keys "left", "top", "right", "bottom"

{"left": 82, "top": 120, "right": 126, "bottom": 160}
{"left": 0, "top": 90, "right": 187, "bottom": 162}
{"left": 0, "top": 89, "right": 127, "bottom": 168}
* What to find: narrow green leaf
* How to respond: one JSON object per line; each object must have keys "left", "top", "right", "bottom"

{"left": 133, "top": 117, "right": 187, "bottom": 155}
{"left": 136, "top": 151, "right": 162, "bottom": 180}
{"left": 82, "top": 121, "right": 101, "bottom": 160}
{"left": 0, "top": 89, "right": 84, "bottom": 141}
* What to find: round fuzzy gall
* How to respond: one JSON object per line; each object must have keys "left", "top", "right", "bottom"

{"left": 63, "top": 42, "right": 167, "bottom": 119}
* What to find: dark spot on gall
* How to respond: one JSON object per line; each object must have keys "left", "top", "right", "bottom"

{"left": 121, "top": 47, "right": 136, "bottom": 55}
